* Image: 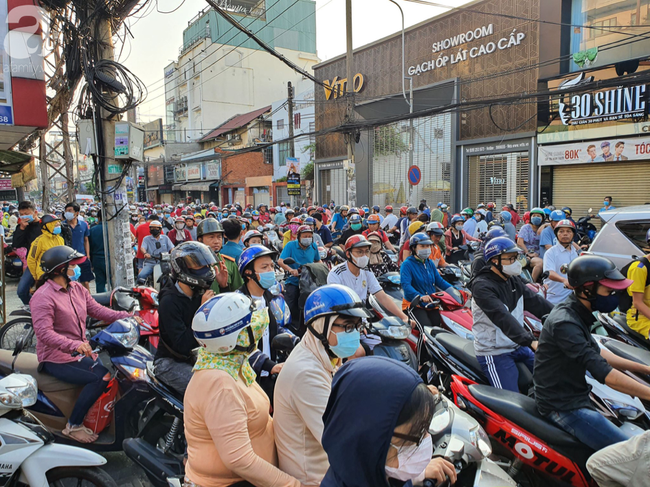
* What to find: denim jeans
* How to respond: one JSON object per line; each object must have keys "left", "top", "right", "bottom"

{"left": 545, "top": 407, "right": 633, "bottom": 451}
{"left": 17, "top": 267, "right": 34, "bottom": 305}
{"left": 587, "top": 431, "right": 650, "bottom": 487}
{"left": 137, "top": 262, "right": 156, "bottom": 283}
{"left": 41, "top": 357, "right": 109, "bottom": 426}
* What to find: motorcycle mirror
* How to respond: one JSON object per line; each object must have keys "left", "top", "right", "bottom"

{"left": 410, "top": 295, "right": 422, "bottom": 309}
{"left": 272, "top": 333, "right": 297, "bottom": 352}
{"left": 283, "top": 258, "right": 296, "bottom": 266}
{"left": 560, "top": 263, "right": 569, "bottom": 275}
{"left": 541, "top": 271, "right": 550, "bottom": 280}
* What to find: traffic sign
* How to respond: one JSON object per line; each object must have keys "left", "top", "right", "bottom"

{"left": 408, "top": 165, "right": 421, "bottom": 185}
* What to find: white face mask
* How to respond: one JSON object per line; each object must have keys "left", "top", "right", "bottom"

{"left": 502, "top": 260, "right": 522, "bottom": 276}
{"left": 385, "top": 434, "right": 433, "bottom": 482}
{"left": 417, "top": 249, "right": 431, "bottom": 260}
{"left": 175, "top": 223, "right": 185, "bottom": 230}
{"left": 353, "top": 255, "right": 369, "bottom": 268}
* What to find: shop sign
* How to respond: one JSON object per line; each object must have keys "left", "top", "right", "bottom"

{"left": 538, "top": 135, "right": 650, "bottom": 166}
{"left": 0, "top": 179, "right": 11, "bottom": 190}
{"left": 286, "top": 157, "right": 301, "bottom": 196}
{"left": 317, "top": 160, "right": 344, "bottom": 170}
{"left": 323, "top": 74, "right": 365, "bottom": 100}
{"left": 187, "top": 163, "right": 202, "bottom": 180}
{"left": 143, "top": 119, "right": 163, "bottom": 149}
{"left": 408, "top": 24, "right": 526, "bottom": 76}
{"left": 206, "top": 161, "right": 221, "bottom": 179}
{"left": 558, "top": 84, "right": 647, "bottom": 126}
{"left": 175, "top": 164, "right": 187, "bottom": 181}
{"left": 214, "top": 0, "right": 266, "bottom": 19}
{"left": 465, "top": 140, "right": 530, "bottom": 155}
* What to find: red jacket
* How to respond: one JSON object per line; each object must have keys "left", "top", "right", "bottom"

{"left": 135, "top": 223, "right": 151, "bottom": 259}
{"left": 443, "top": 229, "right": 478, "bottom": 256}
{"left": 168, "top": 228, "right": 193, "bottom": 245}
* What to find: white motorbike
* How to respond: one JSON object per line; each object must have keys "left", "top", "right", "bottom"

{"left": 0, "top": 373, "right": 116, "bottom": 487}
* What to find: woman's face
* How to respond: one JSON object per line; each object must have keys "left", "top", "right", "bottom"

{"left": 327, "top": 315, "right": 362, "bottom": 347}
{"left": 249, "top": 237, "right": 263, "bottom": 246}
{"left": 385, "top": 422, "right": 429, "bottom": 468}
{"left": 66, "top": 264, "right": 78, "bottom": 278}
{"left": 370, "top": 240, "right": 382, "bottom": 253}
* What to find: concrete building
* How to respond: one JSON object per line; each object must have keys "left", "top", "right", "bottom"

{"left": 164, "top": 1, "right": 319, "bottom": 143}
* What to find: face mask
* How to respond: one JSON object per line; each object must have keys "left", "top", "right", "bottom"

{"left": 64, "top": 211, "right": 75, "bottom": 221}
{"left": 604, "top": 201, "right": 610, "bottom": 207}
{"left": 592, "top": 292, "right": 619, "bottom": 313}
{"left": 353, "top": 255, "right": 369, "bottom": 268}
{"left": 351, "top": 223, "right": 362, "bottom": 231}
{"left": 257, "top": 271, "right": 276, "bottom": 289}
{"left": 370, "top": 242, "right": 381, "bottom": 253}
{"left": 165, "top": 213, "right": 170, "bottom": 218}
{"left": 242, "top": 223, "right": 247, "bottom": 230}
{"left": 531, "top": 217, "right": 543, "bottom": 226}
{"left": 330, "top": 330, "right": 361, "bottom": 358}
{"left": 52, "top": 226, "right": 62, "bottom": 235}
{"left": 175, "top": 223, "right": 185, "bottom": 230}
{"left": 69, "top": 265, "right": 81, "bottom": 282}
{"left": 300, "top": 237, "right": 312, "bottom": 247}
{"left": 417, "top": 248, "right": 431, "bottom": 260}
{"left": 455, "top": 224, "right": 463, "bottom": 231}
{"left": 501, "top": 260, "right": 522, "bottom": 276}
{"left": 385, "top": 435, "right": 433, "bottom": 482}
{"left": 20, "top": 214, "right": 33, "bottom": 222}
{"left": 150, "top": 228, "right": 161, "bottom": 237}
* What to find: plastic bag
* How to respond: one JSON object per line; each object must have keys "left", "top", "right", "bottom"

{"left": 83, "top": 378, "right": 117, "bottom": 434}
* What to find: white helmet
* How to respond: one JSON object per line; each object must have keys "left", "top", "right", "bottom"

{"left": 192, "top": 293, "right": 256, "bottom": 354}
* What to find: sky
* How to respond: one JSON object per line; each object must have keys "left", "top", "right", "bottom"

{"left": 122, "top": 0, "right": 469, "bottom": 122}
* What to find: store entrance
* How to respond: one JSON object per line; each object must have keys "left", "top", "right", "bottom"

{"left": 468, "top": 151, "right": 530, "bottom": 213}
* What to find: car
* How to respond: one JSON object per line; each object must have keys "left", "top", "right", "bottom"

{"left": 582, "top": 205, "right": 650, "bottom": 270}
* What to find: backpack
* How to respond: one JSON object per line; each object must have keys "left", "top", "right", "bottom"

{"left": 617, "top": 256, "right": 650, "bottom": 313}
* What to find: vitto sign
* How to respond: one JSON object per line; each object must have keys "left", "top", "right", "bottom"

{"left": 408, "top": 24, "right": 526, "bottom": 76}
{"left": 558, "top": 84, "right": 647, "bottom": 125}
{"left": 323, "top": 74, "right": 365, "bottom": 101}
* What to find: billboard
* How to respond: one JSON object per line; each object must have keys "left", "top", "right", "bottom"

{"left": 143, "top": 119, "right": 163, "bottom": 149}
{"left": 286, "top": 157, "right": 300, "bottom": 196}
{"left": 215, "top": 0, "right": 266, "bottom": 20}
{"left": 538, "top": 135, "right": 650, "bottom": 166}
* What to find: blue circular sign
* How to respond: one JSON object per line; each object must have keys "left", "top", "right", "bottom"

{"left": 408, "top": 165, "right": 421, "bottom": 185}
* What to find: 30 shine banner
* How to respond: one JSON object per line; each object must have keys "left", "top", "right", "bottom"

{"left": 538, "top": 136, "right": 650, "bottom": 166}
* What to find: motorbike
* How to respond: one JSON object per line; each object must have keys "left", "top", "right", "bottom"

{"left": 596, "top": 311, "right": 650, "bottom": 351}
{"left": 592, "top": 333, "right": 650, "bottom": 389}
{"left": 0, "top": 373, "right": 117, "bottom": 487}
{"left": 576, "top": 210, "right": 597, "bottom": 246}
{"left": 282, "top": 257, "right": 329, "bottom": 336}
{"left": 3, "top": 246, "right": 23, "bottom": 280}
{"left": 377, "top": 271, "right": 403, "bottom": 303}
{"left": 139, "top": 253, "right": 171, "bottom": 292}
{"left": 0, "top": 318, "right": 153, "bottom": 452}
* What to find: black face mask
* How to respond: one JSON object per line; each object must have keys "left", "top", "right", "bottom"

{"left": 150, "top": 228, "right": 161, "bottom": 237}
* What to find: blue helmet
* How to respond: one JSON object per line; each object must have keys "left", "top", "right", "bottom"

{"left": 409, "top": 233, "right": 434, "bottom": 249}
{"left": 550, "top": 209, "right": 565, "bottom": 222}
{"left": 484, "top": 237, "right": 522, "bottom": 261}
{"left": 304, "top": 284, "right": 372, "bottom": 326}
{"left": 499, "top": 210, "right": 512, "bottom": 222}
{"left": 304, "top": 217, "right": 316, "bottom": 226}
{"left": 349, "top": 214, "right": 362, "bottom": 224}
{"left": 451, "top": 215, "right": 464, "bottom": 225}
{"left": 237, "top": 244, "right": 277, "bottom": 275}
{"left": 543, "top": 208, "right": 552, "bottom": 216}
{"left": 485, "top": 227, "right": 508, "bottom": 242}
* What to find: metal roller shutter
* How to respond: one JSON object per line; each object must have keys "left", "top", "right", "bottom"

{"left": 552, "top": 162, "right": 650, "bottom": 223}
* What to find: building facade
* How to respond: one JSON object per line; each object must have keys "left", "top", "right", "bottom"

{"left": 164, "top": 1, "right": 319, "bottom": 143}
{"left": 313, "top": 0, "right": 563, "bottom": 212}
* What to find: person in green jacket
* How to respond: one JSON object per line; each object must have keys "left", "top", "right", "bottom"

{"left": 196, "top": 218, "right": 243, "bottom": 294}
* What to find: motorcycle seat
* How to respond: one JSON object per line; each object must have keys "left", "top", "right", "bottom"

{"left": 92, "top": 292, "right": 113, "bottom": 307}
{"left": 604, "top": 339, "right": 650, "bottom": 367}
{"left": 613, "top": 314, "right": 650, "bottom": 345}
{"left": 146, "top": 361, "right": 184, "bottom": 403}
{"left": 0, "top": 349, "right": 77, "bottom": 392}
{"left": 467, "top": 384, "right": 588, "bottom": 450}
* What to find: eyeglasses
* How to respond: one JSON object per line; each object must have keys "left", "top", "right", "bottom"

{"left": 393, "top": 430, "right": 428, "bottom": 446}
{"left": 331, "top": 319, "right": 363, "bottom": 333}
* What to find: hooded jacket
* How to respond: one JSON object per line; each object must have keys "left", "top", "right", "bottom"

{"left": 400, "top": 254, "right": 452, "bottom": 303}
{"left": 274, "top": 316, "right": 339, "bottom": 486}
{"left": 321, "top": 356, "right": 423, "bottom": 487}
{"left": 26, "top": 222, "right": 65, "bottom": 280}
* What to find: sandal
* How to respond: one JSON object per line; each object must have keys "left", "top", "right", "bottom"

{"left": 62, "top": 423, "right": 98, "bottom": 444}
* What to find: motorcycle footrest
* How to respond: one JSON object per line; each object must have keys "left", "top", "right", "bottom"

{"left": 123, "top": 438, "right": 183, "bottom": 487}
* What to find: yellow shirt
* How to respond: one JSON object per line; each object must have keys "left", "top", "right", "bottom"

{"left": 626, "top": 260, "right": 650, "bottom": 338}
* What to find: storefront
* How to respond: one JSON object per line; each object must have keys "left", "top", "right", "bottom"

{"left": 316, "top": 160, "right": 346, "bottom": 206}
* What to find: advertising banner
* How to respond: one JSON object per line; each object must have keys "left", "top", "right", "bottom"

{"left": 538, "top": 136, "right": 650, "bottom": 166}
{"left": 187, "top": 162, "right": 202, "bottom": 180}
{"left": 286, "top": 157, "right": 301, "bottom": 196}
{"left": 143, "top": 119, "right": 163, "bottom": 149}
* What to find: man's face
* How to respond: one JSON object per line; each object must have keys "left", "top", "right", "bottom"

{"left": 186, "top": 218, "right": 194, "bottom": 228}
{"left": 65, "top": 206, "right": 78, "bottom": 217}
{"left": 429, "top": 233, "right": 442, "bottom": 244}
{"left": 368, "top": 222, "right": 379, "bottom": 232}
{"left": 18, "top": 208, "right": 34, "bottom": 219}
{"left": 587, "top": 146, "right": 596, "bottom": 159}
{"left": 200, "top": 233, "right": 223, "bottom": 252}
{"left": 350, "top": 246, "right": 370, "bottom": 260}
{"left": 615, "top": 144, "right": 624, "bottom": 156}
{"left": 602, "top": 145, "right": 611, "bottom": 155}
{"left": 253, "top": 255, "right": 275, "bottom": 275}
{"left": 248, "top": 237, "right": 263, "bottom": 246}
{"left": 556, "top": 228, "right": 573, "bottom": 245}
{"left": 408, "top": 212, "right": 417, "bottom": 221}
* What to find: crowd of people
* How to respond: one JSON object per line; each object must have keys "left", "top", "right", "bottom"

{"left": 4, "top": 193, "right": 650, "bottom": 486}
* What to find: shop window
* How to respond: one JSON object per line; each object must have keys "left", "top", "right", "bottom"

{"left": 615, "top": 221, "right": 650, "bottom": 251}
{"left": 278, "top": 141, "right": 291, "bottom": 166}
{"left": 468, "top": 152, "right": 529, "bottom": 213}
{"left": 277, "top": 119, "right": 285, "bottom": 130}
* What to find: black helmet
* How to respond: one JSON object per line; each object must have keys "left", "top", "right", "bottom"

{"left": 407, "top": 206, "right": 418, "bottom": 215}
{"left": 40, "top": 214, "right": 60, "bottom": 227}
{"left": 567, "top": 255, "right": 631, "bottom": 290}
{"left": 196, "top": 218, "right": 224, "bottom": 239}
{"left": 169, "top": 241, "right": 217, "bottom": 290}
{"left": 41, "top": 245, "right": 86, "bottom": 275}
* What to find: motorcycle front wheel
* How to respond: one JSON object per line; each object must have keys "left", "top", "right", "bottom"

{"left": 46, "top": 467, "right": 118, "bottom": 487}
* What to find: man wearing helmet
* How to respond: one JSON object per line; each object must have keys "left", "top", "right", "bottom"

{"left": 154, "top": 242, "right": 217, "bottom": 395}
{"left": 196, "top": 218, "right": 241, "bottom": 294}
{"left": 517, "top": 207, "right": 546, "bottom": 282}
{"left": 543, "top": 219, "right": 580, "bottom": 305}
{"left": 381, "top": 205, "right": 397, "bottom": 234}
{"left": 398, "top": 207, "right": 419, "bottom": 247}
{"left": 535, "top": 255, "right": 650, "bottom": 451}
{"left": 331, "top": 205, "right": 349, "bottom": 232}
{"left": 334, "top": 213, "right": 365, "bottom": 247}
{"left": 538, "top": 209, "right": 566, "bottom": 259}
{"left": 472, "top": 237, "right": 553, "bottom": 392}
{"left": 362, "top": 214, "right": 396, "bottom": 252}
{"left": 425, "top": 222, "right": 447, "bottom": 267}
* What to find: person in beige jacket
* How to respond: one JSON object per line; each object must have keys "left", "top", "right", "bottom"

{"left": 273, "top": 285, "right": 372, "bottom": 486}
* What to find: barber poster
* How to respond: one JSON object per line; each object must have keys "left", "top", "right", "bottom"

{"left": 287, "top": 157, "right": 301, "bottom": 196}
{"left": 538, "top": 135, "right": 650, "bottom": 166}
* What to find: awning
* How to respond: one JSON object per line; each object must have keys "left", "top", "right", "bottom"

{"left": 172, "top": 184, "right": 184, "bottom": 191}
{"left": 146, "top": 186, "right": 159, "bottom": 191}
{"left": 0, "top": 150, "right": 33, "bottom": 174}
{"left": 181, "top": 182, "right": 211, "bottom": 192}
{"left": 209, "top": 180, "right": 221, "bottom": 188}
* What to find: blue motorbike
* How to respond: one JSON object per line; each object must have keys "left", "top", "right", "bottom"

{"left": 0, "top": 317, "right": 153, "bottom": 452}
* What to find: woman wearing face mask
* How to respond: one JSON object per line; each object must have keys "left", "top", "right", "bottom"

{"left": 30, "top": 246, "right": 135, "bottom": 443}
{"left": 168, "top": 217, "right": 193, "bottom": 245}
{"left": 366, "top": 231, "right": 398, "bottom": 278}
{"left": 334, "top": 214, "right": 365, "bottom": 248}
{"left": 186, "top": 293, "right": 304, "bottom": 487}
{"left": 238, "top": 245, "right": 295, "bottom": 402}
{"left": 321, "top": 356, "right": 457, "bottom": 487}
{"left": 280, "top": 217, "right": 302, "bottom": 248}
{"left": 274, "top": 285, "right": 373, "bottom": 486}
{"left": 401, "top": 233, "right": 453, "bottom": 329}
{"left": 444, "top": 215, "right": 478, "bottom": 265}
{"left": 517, "top": 207, "right": 545, "bottom": 282}
{"left": 27, "top": 214, "right": 65, "bottom": 281}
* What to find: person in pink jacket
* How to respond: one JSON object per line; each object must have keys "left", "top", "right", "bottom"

{"left": 444, "top": 215, "right": 479, "bottom": 265}
{"left": 31, "top": 245, "right": 135, "bottom": 444}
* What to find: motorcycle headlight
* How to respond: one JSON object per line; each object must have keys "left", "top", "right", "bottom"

{"left": 111, "top": 322, "right": 140, "bottom": 349}
{"left": 603, "top": 399, "right": 643, "bottom": 420}
{"left": 1, "top": 375, "right": 37, "bottom": 408}
{"left": 469, "top": 425, "right": 492, "bottom": 458}
{"left": 442, "top": 315, "right": 474, "bottom": 341}
{"left": 387, "top": 274, "right": 401, "bottom": 285}
{"left": 151, "top": 292, "right": 159, "bottom": 307}
{"left": 376, "top": 325, "right": 411, "bottom": 340}
{"left": 117, "top": 364, "right": 149, "bottom": 382}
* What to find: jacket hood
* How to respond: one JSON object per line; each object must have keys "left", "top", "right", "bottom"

{"left": 321, "top": 356, "right": 422, "bottom": 487}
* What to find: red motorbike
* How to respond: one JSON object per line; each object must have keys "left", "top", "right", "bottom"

{"left": 450, "top": 375, "right": 596, "bottom": 486}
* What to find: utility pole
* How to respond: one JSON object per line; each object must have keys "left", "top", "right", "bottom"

{"left": 96, "top": 16, "right": 134, "bottom": 290}
{"left": 345, "top": 0, "right": 356, "bottom": 207}
{"left": 287, "top": 81, "right": 295, "bottom": 207}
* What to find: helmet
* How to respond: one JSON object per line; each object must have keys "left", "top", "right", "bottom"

{"left": 238, "top": 244, "right": 277, "bottom": 275}
{"left": 197, "top": 218, "right": 224, "bottom": 238}
{"left": 285, "top": 208, "right": 295, "bottom": 216}
{"left": 543, "top": 208, "right": 552, "bottom": 216}
{"left": 367, "top": 214, "right": 381, "bottom": 224}
{"left": 400, "top": 206, "right": 408, "bottom": 215}
{"left": 300, "top": 208, "right": 307, "bottom": 214}
{"left": 193, "top": 293, "right": 257, "bottom": 354}
{"left": 340, "top": 205, "right": 349, "bottom": 213}
{"left": 358, "top": 209, "right": 365, "bottom": 218}
{"left": 484, "top": 237, "right": 521, "bottom": 261}
{"left": 242, "top": 212, "right": 252, "bottom": 219}
{"left": 372, "top": 205, "right": 380, "bottom": 212}
{"left": 348, "top": 207, "right": 360, "bottom": 216}
{"left": 461, "top": 208, "right": 474, "bottom": 217}
{"left": 409, "top": 233, "right": 434, "bottom": 250}
{"left": 550, "top": 209, "right": 566, "bottom": 222}
{"left": 477, "top": 203, "right": 486, "bottom": 209}
{"left": 407, "top": 206, "right": 418, "bottom": 215}
{"left": 530, "top": 207, "right": 545, "bottom": 217}
{"left": 175, "top": 217, "right": 185, "bottom": 223}
{"left": 41, "top": 245, "right": 87, "bottom": 275}
{"left": 304, "top": 284, "right": 372, "bottom": 326}
{"left": 441, "top": 203, "right": 448, "bottom": 210}
{"left": 289, "top": 217, "right": 302, "bottom": 225}
{"left": 567, "top": 255, "right": 632, "bottom": 290}
{"left": 304, "top": 216, "right": 316, "bottom": 226}
{"left": 554, "top": 219, "right": 576, "bottom": 236}
{"left": 344, "top": 235, "right": 372, "bottom": 253}
{"left": 487, "top": 202, "right": 495, "bottom": 210}
{"left": 169, "top": 241, "right": 217, "bottom": 290}
{"left": 365, "top": 231, "right": 383, "bottom": 243}
{"left": 349, "top": 214, "right": 362, "bottom": 225}
{"left": 269, "top": 207, "right": 277, "bottom": 213}
{"left": 476, "top": 209, "right": 487, "bottom": 217}
{"left": 194, "top": 213, "right": 202, "bottom": 218}
{"left": 251, "top": 210, "right": 260, "bottom": 217}
{"left": 40, "top": 214, "right": 60, "bottom": 227}
{"left": 242, "top": 230, "right": 263, "bottom": 245}
{"left": 426, "top": 221, "right": 445, "bottom": 236}
{"left": 484, "top": 227, "right": 508, "bottom": 242}
{"left": 488, "top": 220, "right": 503, "bottom": 229}
{"left": 499, "top": 210, "right": 512, "bottom": 222}
{"left": 451, "top": 215, "right": 464, "bottom": 225}
{"left": 385, "top": 205, "right": 393, "bottom": 212}
{"left": 408, "top": 221, "right": 425, "bottom": 236}
{"left": 562, "top": 207, "right": 572, "bottom": 217}
{"left": 297, "top": 225, "right": 313, "bottom": 239}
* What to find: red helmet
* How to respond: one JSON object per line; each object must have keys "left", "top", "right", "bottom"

{"left": 297, "top": 225, "right": 313, "bottom": 238}
{"left": 367, "top": 214, "right": 381, "bottom": 224}
{"left": 554, "top": 219, "right": 576, "bottom": 236}
{"left": 344, "top": 234, "right": 372, "bottom": 253}
{"left": 289, "top": 217, "right": 302, "bottom": 224}
{"left": 487, "top": 202, "right": 495, "bottom": 210}
{"left": 174, "top": 217, "right": 185, "bottom": 223}
{"left": 269, "top": 207, "right": 277, "bottom": 213}
{"left": 385, "top": 205, "right": 393, "bottom": 212}
{"left": 359, "top": 209, "right": 365, "bottom": 218}
{"left": 400, "top": 206, "right": 408, "bottom": 215}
